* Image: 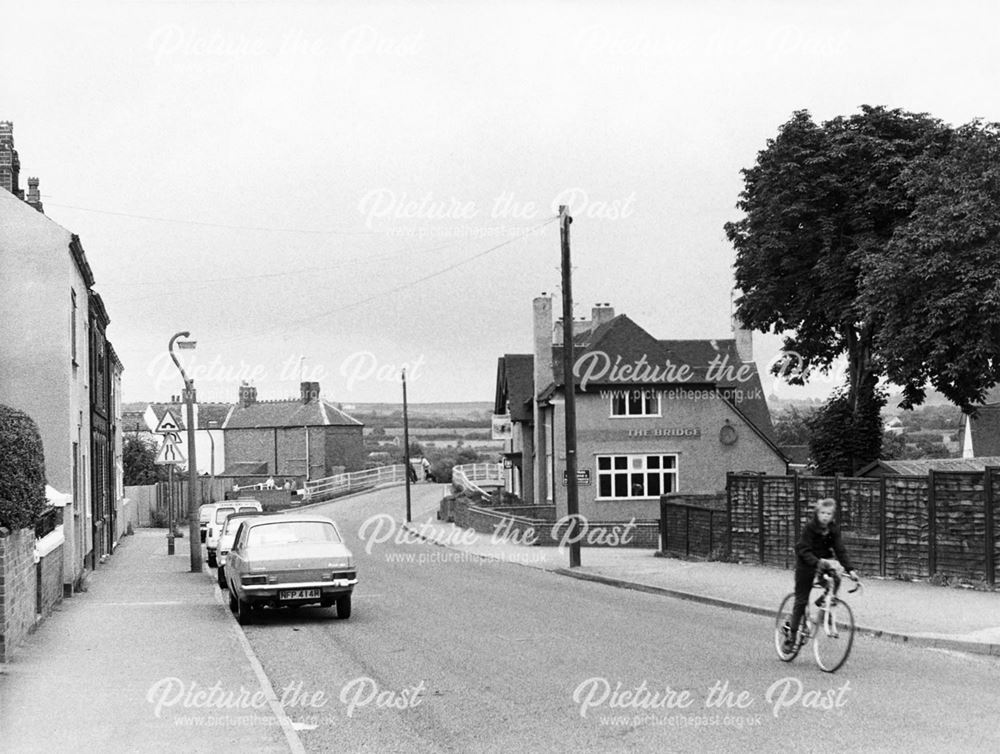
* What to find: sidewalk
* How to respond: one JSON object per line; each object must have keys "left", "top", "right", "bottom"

{"left": 0, "top": 530, "right": 297, "bottom": 754}
{"left": 402, "top": 513, "right": 1000, "bottom": 657}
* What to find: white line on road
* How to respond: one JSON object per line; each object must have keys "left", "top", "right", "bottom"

{"left": 211, "top": 573, "right": 306, "bottom": 754}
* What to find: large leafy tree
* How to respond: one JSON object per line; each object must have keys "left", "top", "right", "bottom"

{"left": 123, "top": 436, "right": 165, "bottom": 486}
{"left": 726, "top": 106, "right": 1000, "bottom": 472}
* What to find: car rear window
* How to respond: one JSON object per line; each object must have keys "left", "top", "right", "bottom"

{"left": 214, "top": 507, "right": 236, "bottom": 524}
{"left": 247, "top": 521, "right": 341, "bottom": 548}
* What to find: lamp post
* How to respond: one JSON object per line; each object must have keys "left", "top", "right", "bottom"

{"left": 169, "top": 331, "right": 202, "bottom": 572}
{"left": 402, "top": 368, "right": 412, "bottom": 523}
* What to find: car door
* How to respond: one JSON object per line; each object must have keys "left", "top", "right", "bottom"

{"left": 227, "top": 522, "right": 248, "bottom": 593}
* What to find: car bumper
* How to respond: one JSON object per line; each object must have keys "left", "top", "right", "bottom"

{"left": 239, "top": 578, "right": 357, "bottom": 604}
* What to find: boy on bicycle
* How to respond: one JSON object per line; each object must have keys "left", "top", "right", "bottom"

{"left": 783, "top": 497, "right": 858, "bottom": 652}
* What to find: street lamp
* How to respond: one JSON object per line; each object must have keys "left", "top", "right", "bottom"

{"left": 169, "top": 331, "right": 202, "bottom": 572}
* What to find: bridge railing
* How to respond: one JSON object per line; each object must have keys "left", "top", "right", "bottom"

{"left": 452, "top": 462, "right": 504, "bottom": 496}
{"left": 303, "top": 464, "right": 407, "bottom": 503}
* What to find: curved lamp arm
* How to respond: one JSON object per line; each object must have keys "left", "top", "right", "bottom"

{"left": 168, "top": 331, "right": 191, "bottom": 386}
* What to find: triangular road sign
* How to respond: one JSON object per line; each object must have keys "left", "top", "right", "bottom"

{"left": 154, "top": 410, "right": 182, "bottom": 434}
{"left": 155, "top": 438, "right": 186, "bottom": 465}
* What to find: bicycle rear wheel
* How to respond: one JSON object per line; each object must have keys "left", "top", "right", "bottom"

{"left": 812, "top": 599, "right": 855, "bottom": 672}
{"left": 774, "top": 593, "right": 801, "bottom": 661}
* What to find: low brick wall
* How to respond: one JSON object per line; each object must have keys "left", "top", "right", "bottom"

{"left": 1, "top": 527, "right": 37, "bottom": 662}
{"left": 449, "top": 497, "right": 658, "bottom": 548}
{"left": 36, "top": 531, "right": 64, "bottom": 621}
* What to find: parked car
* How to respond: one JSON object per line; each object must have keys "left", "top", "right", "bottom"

{"left": 206, "top": 499, "right": 263, "bottom": 567}
{"left": 224, "top": 513, "right": 357, "bottom": 625}
{"left": 216, "top": 511, "right": 269, "bottom": 589}
{"left": 199, "top": 503, "right": 217, "bottom": 543}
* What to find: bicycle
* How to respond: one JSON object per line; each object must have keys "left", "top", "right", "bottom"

{"left": 774, "top": 569, "right": 861, "bottom": 673}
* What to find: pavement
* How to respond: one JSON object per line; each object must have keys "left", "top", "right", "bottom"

{"left": 2, "top": 489, "right": 1000, "bottom": 752}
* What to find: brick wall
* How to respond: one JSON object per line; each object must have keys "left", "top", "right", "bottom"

{"left": 449, "top": 497, "right": 658, "bottom": 548}
{"left": 0, "top": 527, "right": 37, "bottom": 662}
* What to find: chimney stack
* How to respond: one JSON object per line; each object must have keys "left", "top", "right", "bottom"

{"left": 26, "top": 176, "right": 42, "bottom": 213}
{"left": 533, "top": 294, "right": 553, "bottom": 395}
{"left": 239, "top": 382, "right": 257, "bottom": 408}
{"left": 301, "top": 381, "right": 320, "bottom": 404}
{"left": 0, "top": 120, "right": 22, "bottom": 198}
{"left": 591, "top": 303, "right": 615, "bottom": 330}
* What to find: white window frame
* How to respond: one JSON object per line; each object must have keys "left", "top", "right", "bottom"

{"left": 609, "top": 388, "right": 662, "bottom": 418}
{"left": 595, "top": 453, "right": 678, "bottom": 500}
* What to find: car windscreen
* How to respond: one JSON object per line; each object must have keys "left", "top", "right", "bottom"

{"left": 246, "top": 521, "right": 341, "bottom": 548}
{"left": 214, "top": 507, "right": 236, "bottom": 524}
{"left": 222, "top": 516, "right": 250, "bottom": 536}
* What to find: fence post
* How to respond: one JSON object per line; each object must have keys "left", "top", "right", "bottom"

{"left": 928, "top": 469, "right": 937, "bottom": 577}
{"left": 757, "top": 473, "right": 765, "bottom": 565}
{"left": 879, "top": 475, "right": 887, "bottom": 578}
{"left": 834, "top": 473, "right": 841, "bottom": 510}
{"left": 985, "top": 467, "right": 996, "bottom": 586}
{"left": 726, "top": 472, "right": 733, "bottom": 559}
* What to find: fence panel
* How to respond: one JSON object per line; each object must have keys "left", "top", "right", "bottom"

{"left": 761, "top": 477, "right": 796, "bottom": 568}
{"left": 728, "top": 475, "right": 761, "bottom": 561}
{"left": 932, "top": 471, "right": 988, "bottom": 581}
{"left": 884, "top": 477, "right": 930, "bottom": 579}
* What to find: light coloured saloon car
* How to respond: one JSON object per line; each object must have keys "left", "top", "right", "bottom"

{"left": 224, "top": 513, "right": 357, "bottom": 625}
{"left": 206, "top": 500, "right": 262, "bottom": 567}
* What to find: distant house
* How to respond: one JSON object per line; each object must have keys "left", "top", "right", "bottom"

{"left": 222, "top": 381, "right": 364, "bottom": 482}
{"left": 493, "top": 297, "right": 787, "bottom": 522}
{"left": 960, "top": 385, "right": 1000, "bottom": 459}
{"left": 857, "top": 457, "right": 1000, "bottom": 476}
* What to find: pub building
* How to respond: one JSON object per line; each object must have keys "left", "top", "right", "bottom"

{"left": 493, "top": 296, "right": 788, "bottom": 523}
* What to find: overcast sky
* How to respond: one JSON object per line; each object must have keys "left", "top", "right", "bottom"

{"left": 4, "top": 0, "right": 998, "bottom": 406}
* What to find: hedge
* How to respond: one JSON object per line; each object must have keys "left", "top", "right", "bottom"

{"left": 0, "top": 404, "right": 47, "bottom": 531}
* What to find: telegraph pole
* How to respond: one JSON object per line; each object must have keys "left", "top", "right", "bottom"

{"left": 402, "top": 368, "right": 412, "bottom": 523}
{"left": 559, "top": 205, "right": 581, "bottom": 568}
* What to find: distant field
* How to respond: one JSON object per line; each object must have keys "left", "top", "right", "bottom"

{"left": 342, "top": 402, "right": 494, "bottom": 422}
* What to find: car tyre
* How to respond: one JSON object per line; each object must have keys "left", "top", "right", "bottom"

{"left": 217, "top": 566, "right": 227, "bottom": 589}
{"left": 236, "top": 596, "right": 253, "bottom": 625}
{"left": 207, "top": 552, "right": 217, "bottom": 568}
{"left": 228, "top": 588, "right": 237, "bottom": 612}
{"left": 336, "top": 594, "right": 352, "bottom": 620}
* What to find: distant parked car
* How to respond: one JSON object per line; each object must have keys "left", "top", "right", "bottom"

{"left": 224, "top": 514, "right": 357, "bottom": 625}
{"left": 206, "top": 500, "right": 262, "bottom": 567}
{"left": 216, "top": 510, "right": 269, "bottom": 589}
{"left": 199, "top": 503, "right": 218, "bottom": 543}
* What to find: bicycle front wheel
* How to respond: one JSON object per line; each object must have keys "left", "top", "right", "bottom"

{"left": 812, "top": 599, "right": 855, "bottom": 672}
{"left": 774, "top": 593, "right": 801, "bottom": 661}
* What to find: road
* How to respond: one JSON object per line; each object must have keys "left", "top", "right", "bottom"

{"left": 228, "top": 484, "right": 1000, "bottom": 753}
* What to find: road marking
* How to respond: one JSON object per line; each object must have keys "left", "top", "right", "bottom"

{"left": 211, "top": 571, "right": 306, "bottom": 754}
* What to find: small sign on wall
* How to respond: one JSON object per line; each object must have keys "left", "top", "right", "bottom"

{"left": 562, "top": 469, "right": 592, "bottom": 485}
{"left": 492, "top": 414, "right": 513, "bottom": 440}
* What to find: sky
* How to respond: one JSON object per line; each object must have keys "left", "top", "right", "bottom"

{"left": 4, "top": 0, "right": 999, "bottom": 406}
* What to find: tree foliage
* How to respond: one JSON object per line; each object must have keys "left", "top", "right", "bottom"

{"left": 727, "top": 106, "right": 1000, "bottom": 469}
{"left": 0, "top": 405, "right": 47, "bottom": 531}
{"left": 772, "top": 406, "right": 815, "bottom": 446}
{"left": 806, "top": 381, "right": 886, "bottom": 475}
{"left": 123, "top": 436, "right": 165, "bottom": 486}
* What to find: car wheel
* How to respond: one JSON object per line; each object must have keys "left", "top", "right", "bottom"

{"left": 236, "top": 596, "right": 253, "bottom": 625}
{"left": 228, "top": 588, "right": 237, "bottom": 612}
{"left": 207, "top": 552, "right": 217, "bottom": 568}
{"left": 217, "top": 566, "right": 226, "bottom": 589}
{"left": 336, "top": 594, "right": 352, "bottom": 620}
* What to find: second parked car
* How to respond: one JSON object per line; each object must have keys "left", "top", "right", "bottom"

{"left": 206, "top": 499, "right": 263, "bottom": 567}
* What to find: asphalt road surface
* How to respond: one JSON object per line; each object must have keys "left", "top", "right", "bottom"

{"left": 227, "top": 484, "right": 1000, "bottom": 753}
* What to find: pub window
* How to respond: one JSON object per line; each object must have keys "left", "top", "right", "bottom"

{"left": 609, "top": 389, "right": 661, "bottom": 417}
{"left": 596, "top": 453, "right": 677, "bottom": 499}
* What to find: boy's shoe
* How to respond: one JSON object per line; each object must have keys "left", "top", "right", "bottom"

{"left": 782, "top": 634, "right": 797, "bottom": 653}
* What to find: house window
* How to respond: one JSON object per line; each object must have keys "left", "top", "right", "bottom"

{"left": 596, "top": 453, "right": 677, "bottom": 499}
{"left": 610, "top": 389, "right": 661, "bottom": 417}
{"left": 71, "top": 289, "right": 78, "bottom": 365}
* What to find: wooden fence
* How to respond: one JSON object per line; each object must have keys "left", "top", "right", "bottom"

{"left": 721, "top": 470, "right": 1000, "bottom": 584}
{"left": 125, "top": 478, "right": 232, "bottom": 527}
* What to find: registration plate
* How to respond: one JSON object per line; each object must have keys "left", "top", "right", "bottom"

{"left": 279, "top": 588, "right": 320, "bottom": 600}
